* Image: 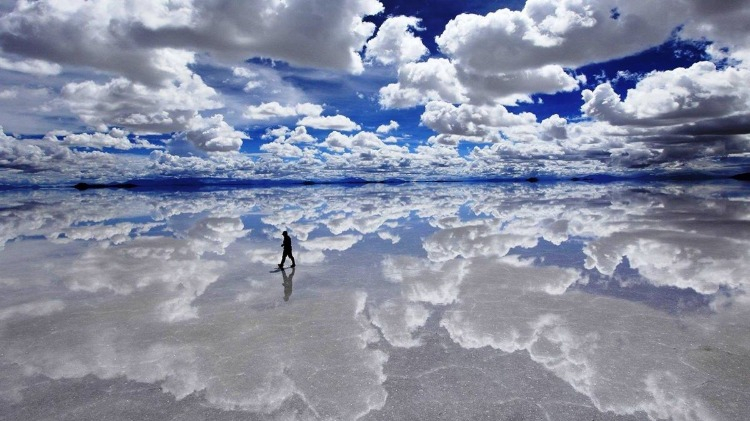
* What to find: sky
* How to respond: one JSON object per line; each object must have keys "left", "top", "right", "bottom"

{"left": 0, "top": 0, "right": 749, "bottom": 185}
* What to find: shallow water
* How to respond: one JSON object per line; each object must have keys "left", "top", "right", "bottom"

{"left": 1, "top": 182, "right": 749, "bottom": 420}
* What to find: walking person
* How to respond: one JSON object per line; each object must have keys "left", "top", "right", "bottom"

{"left": 279, "top": 230, "right": 296, "bottom": 269}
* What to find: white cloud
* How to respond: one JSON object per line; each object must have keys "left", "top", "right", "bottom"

{"left": 323, "top": 131, "right": 354, "bottom": 151}
{"left": 231, "top": 67, "right": 256, "bottom": 79}
{"left": 0, "top": 0, "right": 385, "bottom": 144}
{"left": 0, "top": 0, "right": 384, "bottom": 82}
{"left": 378, "top": 58, "right": 468, "bottom": 109}
{"left": 436, "top": 0, "right": 682, "bottom": 75}
{"left": 0, "top": 0, "right": 192, "bottom": 85}
{"left": 682, "top": 0, "right": 750, "bottom": 65}
{"left": 147, "top": 150, "right": 258, "bottom": 179}
{"left": 365, "top": 15, "right": 429, "bottom": 66}
{"left": 378, "top": 55, "right": 580, "bottom": 109}
{"left": 51, "top": 128, "right": 159, "bottom": 151}
{"left": 297, "top": 115, "right": 361, "bottom": 131}
{"left": 322, "top": 131, "right": 388, "bottom": 151}
{"left": 262, "top": 126, "right": 316, "bottom": 144}
{"left": 582, "top": 62, "right": 750, "bottom": 127}
{"left": 577, "top": 61, "right": 750, "bottom": 167}
{"left": 180, "top": 114, "right": 247, "bottom": 154}
{"left": 260, "top": 141, "right": 305, "bottom": 158}
{"left": 421, "top": 101, "right": 537, "bottom": 142}
{"left": 376, "top": 120, "right": 399, "bottom": 134}
{"left": 258, "top": 125, "right": 318, "bottom": 159}
{"left": 0, "top": 126, "right": 153, "bottom": 184}
{"left": 456, "top": 64, "right": 582, "bottom": 105}
{"left": 0, "top": 56, "right": 61, "bottom": 76}
{"left": 243, "top": 102, "right": 324, "bottom": 121}
{"left": 61, "top": 50, "right": 221, "bottom": 133}
{"left": 231, "top": 66, "right": 266, "bottom": 92}
{"left": 375, "top": 0, "right": 741, "bottom": 110}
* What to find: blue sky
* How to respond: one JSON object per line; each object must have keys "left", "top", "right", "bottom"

{"left": 0, "top": 0, "right": 749, "bottom": 184}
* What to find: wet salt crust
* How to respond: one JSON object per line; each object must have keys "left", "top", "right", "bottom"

{"left": 1, "top": 181, "right": 749, "bottom": 420}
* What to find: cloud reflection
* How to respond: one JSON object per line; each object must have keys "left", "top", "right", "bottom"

{"left": 0, "top": 182, "right": 749, "bottom": 420}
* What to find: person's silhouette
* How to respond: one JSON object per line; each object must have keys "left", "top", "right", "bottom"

{"left": 281, "top": 267, "right": 295, "bottom": 302}
{"left": 278, "top": 230, "right": 296, "bottom": 269}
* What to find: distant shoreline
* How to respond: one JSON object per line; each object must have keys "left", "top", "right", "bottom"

{"left": 0, "top": 172, "right": 747, "bottom": 191}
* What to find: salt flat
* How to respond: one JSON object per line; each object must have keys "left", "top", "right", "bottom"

{"left": 0, "top": 181, "right": 749, "bottom": 420}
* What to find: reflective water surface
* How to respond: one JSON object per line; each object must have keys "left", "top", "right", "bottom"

{"left": 1, "top": 182, "right": 749, "bottom": 420}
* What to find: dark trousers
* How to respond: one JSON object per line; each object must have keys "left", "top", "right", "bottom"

{"left": 281, "top": 249, "right": 295, "bottom": 266}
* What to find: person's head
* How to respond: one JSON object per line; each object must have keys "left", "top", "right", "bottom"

{"left": 282, "top": 230, "right": 288, "bottom": 237}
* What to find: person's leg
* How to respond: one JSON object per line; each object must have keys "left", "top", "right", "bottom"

{"left": 280, "top": 251, "right": 287, "bottom": 267}
{"left": 290, "top": 252, "right": 295, "bottom": 267}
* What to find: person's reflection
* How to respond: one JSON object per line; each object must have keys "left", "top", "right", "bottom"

{"left": 281, "top": 267, "right": 295, "bottom": 302}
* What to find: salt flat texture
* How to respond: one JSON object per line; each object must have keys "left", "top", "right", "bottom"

{"left": 0, "top": 182, "right": 748, "bottom": 420}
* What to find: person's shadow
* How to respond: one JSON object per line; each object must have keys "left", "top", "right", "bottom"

{"left": 280, "top": 267, "right": 295, "bottom": 302}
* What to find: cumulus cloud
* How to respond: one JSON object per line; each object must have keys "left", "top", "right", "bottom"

{"left": 421, "top": 101, "right": 537, "bottom": 143}
{"left": 48, "top": 128, "right": 159, "bottom": 151}
{"left": 376, "top": 120, "right": 399, "bottom": 134}
{"left": 179, "top": 114, "right": 247, "bottom": 154}
{"left": 0, "top": 0, "right": 384, "bottom": 82}
{"left": 131, "top": 0, "right": 385, "bottom": 74}
{"left": 296, "top": 114, "right": 361, "bottom": 131}
{"left": 0, "top": 126, "right": 154, "bottom": 184}
{"left": 578, "top": 61, "right": 750, "bottom": 167}
{"left": 3, "top": 0, "right": 750, "bottom": 182}
{"left": 0, "top": 132, "right": 70, "bottom": 174}
{"left": 380, "top": 0, "right": 685, "bottom": 109}
{"left": 148, "top": 149, "right": 257, "bottom": 178}
{"left": 378, "top": 58, "right": 468, "bottom": 109}
{"left": 378, "top": 0, "right": 750, "bottom": 112}
{"left": 583, "top": 62, "right": 750, "bottom": 127}
{"left": 436, "top": 0, "right": 682, "bottom": 75}
{"left": 243, "top": 102, "right": 324, "bottom": 121}
{"left": 379, "top": 57, "right": 580, "bottom": 109}
{"left": 61, "top": 50, "right": 221, "bottom": 133}
{"left": 365, "top": 15, "right": 429, "bottom": 66}
{"left": 258, "top": 126, "right": 318, "bottom": 159}
{"left": 682, "top": 0, "right": 750, "bottom": 65}
{"left": 262, "top": 126, "right": 316, "bottom": 144}
{"left": 457, "top": 64, "right": 583, "bottom": 105}
{"left": 0, "top": 0, "right": 195, "bottom": 85}
{"left": 0, "top": 0, "right": 385, "bottom": 167}
{"left": 322, "top": 131, "right": 389, "bottom": 152}
{"left": 259, "top": 141, "right": 305, "bottom": 159}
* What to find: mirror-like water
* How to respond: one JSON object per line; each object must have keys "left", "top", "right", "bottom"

{"left": 1, "top": 182, "right": 749, "bottom": 420}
